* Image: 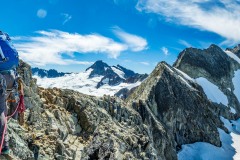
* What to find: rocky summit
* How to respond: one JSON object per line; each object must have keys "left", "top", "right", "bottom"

{"left": 174, "top": 44, "right": 240, "bottom": 113}
{"left": 3, "top": 44, "right": 240, "bottom": 159}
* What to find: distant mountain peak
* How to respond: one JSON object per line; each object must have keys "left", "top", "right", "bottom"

{"left": 32, "top": 67, "right": 67, "bottom": 78}
{"left": 84, "top": 60, "right": 148, "bottom": 88}
{"left": 173, "top": 44, "right": 236, "bottom": 79}
{"left": 86, "top": 60, "right": 110, "bottom": 69}
{"left": 85, "top": 60, "right": 110, "bottom": 78}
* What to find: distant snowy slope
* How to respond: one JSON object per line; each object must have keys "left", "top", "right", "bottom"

{"left": 84, "top": 60, "right": 147, "bottom": 88}
{"left": 111, "top": 66, "right": 125, "bottom": 79}
{"left": 34, "top": 73, "right": 141, "bottom": 97}
{"left": 33, "top": 60, "right": 148, "bottom": 96}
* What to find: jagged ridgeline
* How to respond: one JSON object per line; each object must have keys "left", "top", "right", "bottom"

{"left": 5, "top": 44, "right": 240, "bottom": 160}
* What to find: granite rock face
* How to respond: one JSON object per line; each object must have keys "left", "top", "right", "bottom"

{"left": 37, "top": 87, "right": 177, "bottom": 159}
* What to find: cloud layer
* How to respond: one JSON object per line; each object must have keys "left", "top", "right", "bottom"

{"left": 136, "top": 0, "right": 240, "bottom": 43}
{"left": 113, "top": 27, "right": 148, "bottom": 51}
{"left": 13, "top": 29, "right": 147, "bottom": 66}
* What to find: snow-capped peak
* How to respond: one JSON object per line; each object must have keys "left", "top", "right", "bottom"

{"left": 34, "top": 60, "right": 148, "bottom": 97}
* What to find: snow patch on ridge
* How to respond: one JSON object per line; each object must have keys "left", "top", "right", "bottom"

{"left": 177, "top": 75, "right": 193, "bottom": 89}
{"left": 225, "top": 51, "right": 240, "bottom": 64}
{"left": 164, "top": 64, "right": 174, "bottom": 73}
{"left": 165, "top": 65, "right": 194, "bottom": 90}
{"left": 174, "top": 67, "right": 194, "bottom": 81}
{"left": 195, "top": 77, "right": 228, "bottom": 106}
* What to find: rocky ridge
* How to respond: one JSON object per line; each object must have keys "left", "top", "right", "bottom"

{"left": 3, "top": 44, "right": 240, "bottom": 159}
{"left": 127, "top": 62, "right": 233, "bottom": 149}
{"left": 4, "top": 60, "right": 173, "bottom": 159}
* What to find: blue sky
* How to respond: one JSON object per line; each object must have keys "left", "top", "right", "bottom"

{"left": 1, "top": 0, "right": 239, "bottom": 73}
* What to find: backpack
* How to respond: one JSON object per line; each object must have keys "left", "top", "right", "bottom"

{"left": 0, "top": 31, "right": 19, "bottom": 71}
{"left": 0, "top": 31, "right": 19, "bottom": 91}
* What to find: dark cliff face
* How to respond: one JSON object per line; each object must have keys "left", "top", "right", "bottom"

{"left": 174, "top": 44, "right": 233, "bottom": 79}
{"left": 125, "top": 73, "right": 148, "bottom": 83}
{"left": 127, "top": 62, "right": 230, "bottom": 151}
{"left": 115, "top": 64, "right": 135, "bottom": 78}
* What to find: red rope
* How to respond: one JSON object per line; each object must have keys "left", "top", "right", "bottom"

{"left": 0, "top": 95, "right": 25, "bottom": 154}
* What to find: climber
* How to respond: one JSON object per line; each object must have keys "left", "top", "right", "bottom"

{"left": 7, "top": 77, "right": 24, "bottom": 123}
{"left": 0, "top": 30, "right": 23, "bottom": 156}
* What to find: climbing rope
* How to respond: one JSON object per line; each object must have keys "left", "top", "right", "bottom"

{"left": 0, "top": 94, "right": 25, "bottom": 154}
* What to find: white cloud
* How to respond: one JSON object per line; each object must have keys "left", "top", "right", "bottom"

{"left": 64, "top": 60, "right": 93, "bottom": 65}
{"left": 112, "top": 27, "right": 148, "bottom": 52}
{"left": 161, "top": 47, "right": 169, "bottom": 56}
{"left": 178, "top": 40, "right": 192, "bottom": 48}
{"left": 140, "top": 62, "right": 150, "bottom": 65}
{"left": 136, "top": 0, "right": 240, "bottom": 43}
{"left": 61, "top": 13, "right": 72, "bottom": 25}
{"left": 37, "top": 9, "right": 47, "bottom": 18}
{"left": 13, "top": 30, "right": 128, "bottom": 66}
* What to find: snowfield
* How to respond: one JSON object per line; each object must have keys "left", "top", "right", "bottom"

{"left": 195, "top": 77, "right": 228, "bottom": 106}
{"left": 34, "top": 69, "right": 141, "bottom": 97}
